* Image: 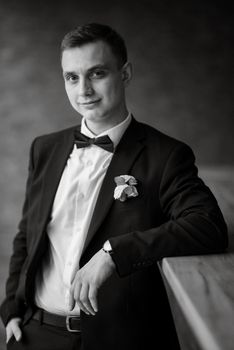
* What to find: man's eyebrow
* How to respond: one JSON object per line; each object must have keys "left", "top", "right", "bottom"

{"left": 63, "top": 71, "right": 76, "bottom": 78}
{"left": 63, "top": 64, "right": 110, "bottom": 77}
{"left": 87, "top": 64, "right": 110, "bottom": 72}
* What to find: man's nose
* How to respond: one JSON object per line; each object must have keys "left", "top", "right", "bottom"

{"left": 77, "top": 78, "right": 93, "bottom": 96}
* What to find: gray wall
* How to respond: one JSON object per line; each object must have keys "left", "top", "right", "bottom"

{"left": 0, "top": 0, "right": 233, "bottom": 340}
{"left": 1, "top": 0, "right": 233, "bottom": 224}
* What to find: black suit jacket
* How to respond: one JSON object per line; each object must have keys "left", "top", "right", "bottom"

{"left": 0, "top": 118, "right": 228, "bottom": 349}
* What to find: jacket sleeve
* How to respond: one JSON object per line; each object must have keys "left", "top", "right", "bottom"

{"left": 110, "top": 143, "right": 228, "bottom": 277}
{"left": 0, "top": 139, "right": 36, "bottom": 326}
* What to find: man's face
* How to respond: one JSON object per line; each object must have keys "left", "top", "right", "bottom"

{"left": 61, "top": 41, "right": 131, "bottom": 127}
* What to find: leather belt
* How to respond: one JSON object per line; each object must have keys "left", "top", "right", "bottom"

{"left": 33, "top": 308, "right": 81, "bottom": 333}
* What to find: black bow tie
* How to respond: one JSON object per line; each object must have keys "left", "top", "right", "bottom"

{"left": 74, "top": 130, "right": 114, "bottom": 153}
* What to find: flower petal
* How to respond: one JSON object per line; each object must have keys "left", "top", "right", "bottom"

{"left": 114, "top": 184, "right": 128, "bottom": 200}
{"left": 114, "top": 176, "right": 126, "bottom": 186}
{"left": 119, "top": 192, "right": 127, "bottom": 202}
{"left": 128, "top": 177, "right": 137, "bottom": 186}
{"left": 129, "top": 186, "right": 138, "bottom": 197}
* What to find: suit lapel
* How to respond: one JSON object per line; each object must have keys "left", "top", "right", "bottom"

{"left": 82, "top": 118, "right": 145, "bottom": 254}
{"left": 38, "top": 129, "right": 76, "bottom": 233}
{"left": 28, "top": 128, "right": 77, "bottom": 268}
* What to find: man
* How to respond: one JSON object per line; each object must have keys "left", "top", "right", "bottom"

{"left": 1, "top": 23, "right": 228, "bottom": 349}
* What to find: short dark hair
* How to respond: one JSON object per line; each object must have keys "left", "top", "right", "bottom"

{"left": 61, "top": 23, "right": 128, "bottom": 68}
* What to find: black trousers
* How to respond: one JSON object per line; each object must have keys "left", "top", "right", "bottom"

{"left": 6, "top": 318, "right": 82, "bottom": 350}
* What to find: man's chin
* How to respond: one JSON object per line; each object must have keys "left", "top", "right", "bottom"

{"left": 73, "top": 108, "right": 97, "bottom": 119}
{"left": 80, "top": 111, "right": 104, "bottom": 123}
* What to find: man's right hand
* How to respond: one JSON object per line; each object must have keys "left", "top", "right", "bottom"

{"left": 6, "top": 317, "right": 22, "bottom": 343}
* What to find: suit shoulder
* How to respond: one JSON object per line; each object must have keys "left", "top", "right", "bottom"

{"left": 138, "top": 121, "right": 192, "bottom": 153}
{"left": 135, "top": 121, "right": 196, "bottom": 176}
{"left": 33, "top": 125, "right": 78, "bottom": 145}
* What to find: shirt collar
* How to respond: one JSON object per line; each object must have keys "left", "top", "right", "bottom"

{"left": 81, "top": 113, "right": 132, "bottom": 149}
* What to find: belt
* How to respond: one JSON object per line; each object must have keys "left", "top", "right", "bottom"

{"left": 33, "top": 308, "right": 81, "bottom": 333}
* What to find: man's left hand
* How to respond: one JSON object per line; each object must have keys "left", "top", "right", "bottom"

{"left": 69, "top": 248, "right": 115, "bottom": 315}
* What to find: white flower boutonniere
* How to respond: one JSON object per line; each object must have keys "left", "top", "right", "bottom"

{"left": 114, "top": 175, "right": 138, "bottom": 202}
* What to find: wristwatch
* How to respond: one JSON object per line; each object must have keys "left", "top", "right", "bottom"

{"left": 102, "top": 240, "right": 113, "bottom": 255}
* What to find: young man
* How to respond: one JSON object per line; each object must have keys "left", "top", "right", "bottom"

{"left": 1, "top": 23, "right": 228, "bottom": 349}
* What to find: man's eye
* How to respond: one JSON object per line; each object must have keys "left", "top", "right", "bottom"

{"left": 65, "top": 74, "right": 78, "bottom": 83}
{"left": 90, "top": 70, "right": 106, "bottom": 79}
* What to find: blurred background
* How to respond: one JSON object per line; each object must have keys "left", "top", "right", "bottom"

{"left": 0, "top": 0, "right": 233, "bottom": 347}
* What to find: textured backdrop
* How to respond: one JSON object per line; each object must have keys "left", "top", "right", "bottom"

{"left": 0, "top": 0, "right": 233, "bottom": 345}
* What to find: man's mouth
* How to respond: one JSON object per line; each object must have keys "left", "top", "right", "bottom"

{"left": 78, "top": 99, "right": 101, "bottom": 105}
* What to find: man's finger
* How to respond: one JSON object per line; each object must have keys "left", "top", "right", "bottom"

{"left": 69, "top": 294, "right": 76, "bottom": 311}
{"left": 80, "top": 284, "right": 96, "bottom": 316}
{"left": 79, "top": 283, "right": 95, "bottom": 315}
{"left": 69, "top": 279, "right": 79, "bottom": 311}
{"left": 88, "top": 285, "right": 98, "bottom": 313}
{"left": 71, "top": 278, "right": 91, "bottom": 314}
{"left": 12, "top": 322, "right": 22, "bottom": 342}
{"left": 6, "top": 328, "right": 13, "bottom": 344}
{"left": 73, "top": 279, "right": 82, "bottom": 306}
{"left": 6, "top": 318, "right": 22, "bottom": 343}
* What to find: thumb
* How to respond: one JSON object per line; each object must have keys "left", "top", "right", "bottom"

{"left": 6, "top": 327, "right": 13, "bottom": 344}
{"left": 69, "top": 291, "right": 75, "bottom": 311}
{"left": 12, "top": 321, "right": 22, "bottom": 342}
{"left": 6, "top": 318, "right": 22, "bottom": 343}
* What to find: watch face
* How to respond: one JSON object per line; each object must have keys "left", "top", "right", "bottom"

{"left": 104, "top": 241, "right": 111, "bottom": 251}
{"left": 103, "top": 240, "right": 113, "bottom": 253}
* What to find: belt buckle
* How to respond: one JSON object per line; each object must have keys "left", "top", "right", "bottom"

{"left": 66, "top": 315, "right": 81, "bottom": 333}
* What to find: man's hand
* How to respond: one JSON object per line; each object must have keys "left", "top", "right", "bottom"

{"left": 6, "top": 317, "right": 22, "bottom": 343}
{"left": 69, "top": 248, "right": 115, "bottom": 315}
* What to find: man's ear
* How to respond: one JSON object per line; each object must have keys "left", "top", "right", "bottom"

{"left": 121, "top": 62, "right": 132, "bottom": 86}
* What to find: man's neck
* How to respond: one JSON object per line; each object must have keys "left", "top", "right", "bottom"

{"left": 85, "top": 111, "right": 129, "bottom": 136}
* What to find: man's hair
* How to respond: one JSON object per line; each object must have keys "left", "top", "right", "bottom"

{"left": 61, "top": 23, "right": 128, "bottom": 68}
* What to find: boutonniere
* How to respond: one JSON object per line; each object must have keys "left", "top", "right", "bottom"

{"left": 114, "top": 175, "right": 138, "bottom": 202}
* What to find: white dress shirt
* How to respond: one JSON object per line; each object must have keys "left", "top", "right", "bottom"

{"left": 35, "top": 113, "right": 132, "bottom": 315}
